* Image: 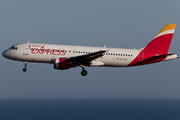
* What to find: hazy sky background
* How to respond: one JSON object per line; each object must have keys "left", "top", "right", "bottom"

{"left": 0, "top": 0, "right": 180, "bottom": 98}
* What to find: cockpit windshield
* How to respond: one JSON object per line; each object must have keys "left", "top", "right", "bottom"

{"left": 9, "top": 46, "right": 18, "bottom": 50}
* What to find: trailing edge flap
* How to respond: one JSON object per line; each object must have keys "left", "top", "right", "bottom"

{"left": 68, "top": 50, "right": 107, "bottom": 65}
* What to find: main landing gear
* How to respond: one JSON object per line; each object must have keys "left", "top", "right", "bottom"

{"left": 23, "top": 62, "right": 28, "bottom": 72}
{"left": 80, "top": 65, "right": 88, "bottom": 76}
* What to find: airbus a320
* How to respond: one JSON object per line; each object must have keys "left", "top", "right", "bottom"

{"left": 2, "top": 24, "right": 178, "bottom": 76}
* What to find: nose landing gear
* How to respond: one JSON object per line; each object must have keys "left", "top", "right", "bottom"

{"left": 80, "top": 65, "right": 88, "bottom": 76}
{"left": 23, "top": 62, "right": 28, "bottom": 72}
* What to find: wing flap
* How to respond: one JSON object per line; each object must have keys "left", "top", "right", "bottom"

{"left": 69, "top": 50, "right": 106, "bottom": 66}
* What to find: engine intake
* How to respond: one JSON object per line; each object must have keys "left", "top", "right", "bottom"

{"left": 54, "top": 58, "right": 71, "bottom": 70}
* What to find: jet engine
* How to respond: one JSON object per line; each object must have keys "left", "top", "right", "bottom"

{"left": 54, "top": 58, "right": 71, "bottom": 70}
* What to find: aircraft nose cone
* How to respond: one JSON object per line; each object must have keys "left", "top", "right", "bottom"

{"left": 2, "top": 50, "right": 9, "bottom": 58}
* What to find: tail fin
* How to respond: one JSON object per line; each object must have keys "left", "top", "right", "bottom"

{"left": 143, "top": 24, "right": 176, "bottom": 53}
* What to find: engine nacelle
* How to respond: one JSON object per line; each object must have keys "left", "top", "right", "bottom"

{"left": 54, "top": 58, "right": 71, "bottom": 70}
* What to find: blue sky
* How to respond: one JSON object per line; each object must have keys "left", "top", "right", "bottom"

{"left": 0, "top": 0, "right": 180, "bottom": 98}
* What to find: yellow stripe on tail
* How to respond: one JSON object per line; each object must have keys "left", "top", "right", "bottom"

{"left": 157, "top": 23, "right": 176, "bottom": 35}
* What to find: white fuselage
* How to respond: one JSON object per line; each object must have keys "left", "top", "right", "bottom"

{"left": 3, "top": 43, "right": 140, "bottom": 67}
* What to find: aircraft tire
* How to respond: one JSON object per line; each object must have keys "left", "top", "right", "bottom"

{"left": 23, "top": 68, "right": 27, "bottom": 72}
{"left": 81, "top": 70, "right": 88, "bottom": 76}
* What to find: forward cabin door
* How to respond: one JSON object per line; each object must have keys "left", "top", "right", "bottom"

{"left": 23, "top": 44, "right": 29, "bottom": 55}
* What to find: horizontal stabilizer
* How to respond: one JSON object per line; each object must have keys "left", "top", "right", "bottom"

{"left": 136, "top": 53, "right": 178, "bottom": 65}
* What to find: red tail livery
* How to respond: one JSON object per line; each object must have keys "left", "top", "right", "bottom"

{"left": 128, "top": 24, "right": 177, "bottom": 66}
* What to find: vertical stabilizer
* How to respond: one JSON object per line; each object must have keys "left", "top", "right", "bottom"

{"left": 143, "top": 24, "right": 176, "bottom": 53}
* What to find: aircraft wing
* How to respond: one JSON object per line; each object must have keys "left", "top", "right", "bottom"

{"left": 69, "top": 50, "right": 106, "bottom": 66}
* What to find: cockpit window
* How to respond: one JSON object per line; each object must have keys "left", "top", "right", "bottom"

{"left": 9, "top": 46, "right": 18, "bottom": 50}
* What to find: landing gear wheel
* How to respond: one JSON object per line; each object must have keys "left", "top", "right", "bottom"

{"left": 81, "top": 70, "right": 88, "bottom": 76}
{"left": 23, "top": 62, "right": 28, "bottom": 72}
{"left": 23, "top": 68, "right": 27, "bottom": 72}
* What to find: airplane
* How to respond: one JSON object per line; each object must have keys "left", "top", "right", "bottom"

{"left": 2, "top": 24, "right": 178, "bottom": 76}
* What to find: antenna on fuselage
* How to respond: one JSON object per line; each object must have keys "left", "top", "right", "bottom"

{"left": 28, "top": 41, "right": 30, "bottom": 43}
